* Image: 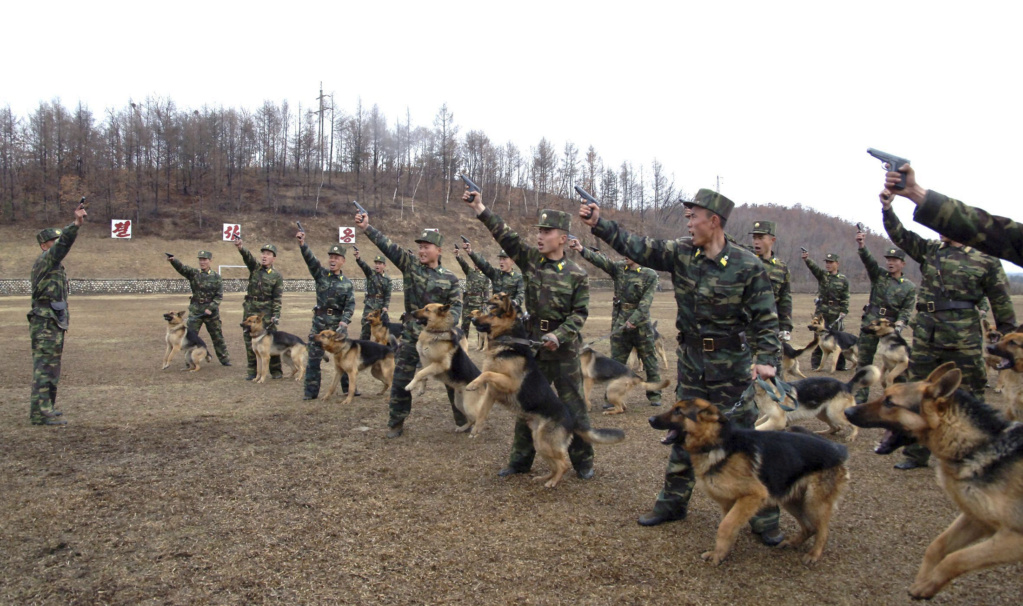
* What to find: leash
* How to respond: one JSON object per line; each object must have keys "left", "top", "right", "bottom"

{"left": 492, "top": 335, "right": 544, "bottom": 351}
{"left": 754, "top": 376, "right": 797, "bottom": 411}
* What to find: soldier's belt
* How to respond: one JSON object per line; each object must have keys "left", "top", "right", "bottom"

{"left": 916, "top": 299, "right": 975, "bottom": 313}
{"left": 684, "top": 333, "right": 747, "bottom": 353}
{"left": 528, "top": 317, "right": 563, "bottom": 334}
{"left": 314, "top": 307, "right": 343, "bottom": 316}
{"left": 244, "top": 295, "right": 272, "bottom": 302}
{"left": 825, "top": 300, "right": 841, "bottom": 306}
{"left": 191, "top": 298, "right": 214, "bottom": 305}
{"left": 864, "top": 304, "right": 898, "bottom": 318}
{"left": 619, "top": 303, "right": 638, "bottom": 310}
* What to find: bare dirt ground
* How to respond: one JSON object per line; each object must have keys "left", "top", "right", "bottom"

{"left": 1, "top": 292, "right": 1021, "bottom": 605}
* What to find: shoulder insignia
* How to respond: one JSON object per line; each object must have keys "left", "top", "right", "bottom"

{"left": 720, "top": 255, "right": 728, "bottom": 267}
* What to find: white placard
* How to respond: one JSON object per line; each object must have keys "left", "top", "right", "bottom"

{"left": 338, "top": 227, "right": 356, "bottom": 244}
{"left": 223, "top": 223, "right": 241, "bottom": 241}
{"left": 111, "top": 219, "right": 132, "bottom": 239}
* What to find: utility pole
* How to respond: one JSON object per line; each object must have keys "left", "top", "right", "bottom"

{"left": 313, "top": 83, "right": 333, "bottom": 214}
{"left": 716, "top": 175, "right": 723, "bottom": 193}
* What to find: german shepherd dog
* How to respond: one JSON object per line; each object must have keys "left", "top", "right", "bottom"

{"left": 313, "top": 329, "right": 396, "bottom": 405}
{"left": 240, "top": 314, "right": 308, "bottom": 383}
{"left": 754, "top": 366, "right": 880, "bottom": 440}
{"left": 467, "top": 293, "right": 626, "bottom": 487}
{"left": 364, "top": 309, "right": 400, "bottom": 350}
{"left": 983, "top": 319, "right": 1010, "bottom": 395}
{"left": 162, "top": 311, "right": 212, "bottom": 371}
{"left": 782, "top": 333, "right": 820, "bottom": 380}
{"left": 808, "top": 314, "right": 858, "bottom": 373}
{"left": 985, "top": 328, "right": 1023, "bottom": 421}
{"left": 861, "top": 318, "right": 911, "bottom": 388}
{"left": 844, "top": 362, "right": 1023, "bottom": 599}
{"left": 580, "top": 346, "right": 670, "bottom": 415}
{"left": 627, "top": 320, "right": 671, "bottom": 371}
{"left": 650, "top": 399, "right": 849, "bottom": 566}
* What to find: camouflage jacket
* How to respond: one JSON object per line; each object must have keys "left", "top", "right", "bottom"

{"left": 301, "top": 244, "right": 355, "bottom": 324}
{"left": 238, "top": 246, "right": 283, "bottom": 319}
{"left": 578, "top": 247, "right": 658, "bottom": 330}
{"left": 592, "top": 217, "right": 780, "bottom": 381}
{"left": 356, "top": 257, "right": 392, "bottom": 311}
{"left": 468, "top": 251, "right": 525, "bottom": 311}
{"left": 477, "top": 209, "right": 588, "bottom": 360}
{"left": 804, "top": 258, "right": 850, "bottom": 317}
{"left": 29, "top": 222, "right": 78, "bottom": 328}
{"left": 913, "top": 190, "right": 1023, "bottom": 269}
{"left": 758, "top": 255, "right": 793, "bottom": 333}
{"left": 883, "top": 207, "right": 1016, "bottom": 349}
{"left": 856, "top": 247, "right": 917, "bottom": 325}
{"left": 364, "top": 227, "right": 462, "bottom": 341}
{"left": 170, "top": 259, "right": 223, "bottom": 316}
{"left": 455, "top": 254, "right": 492, "bottom": 306}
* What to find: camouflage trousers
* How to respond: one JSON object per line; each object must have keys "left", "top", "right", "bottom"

{"left": 304, "top": 316, "right": 350, "bottom": 399}
{"left": 651, "top": 344, "right": 780, "bottom": 533}
{"left": 902, "top": 343, "right": 987, "bottom": 465}
{"left": 388, "top": 340, "right": 466, "bottom": 429}
{"left": 29, "top": 315, "right": 65, "bottom": 424}
{"left": 506, "top": 355, "right": 594, "bottom": 475}
{"left": 242, "top": 307, "right": 282, "bottom": 378}
{"left": 610, "top": 323, "right": 662, "bottom": 404}
{"left": 188, "top": 311, "right": 229, "bottom": 364}
{"left": 359, "top": 307, "right": 389, "bottom": 341}
{"left": 854, "top": 330, "right": 880, "bottom": 404}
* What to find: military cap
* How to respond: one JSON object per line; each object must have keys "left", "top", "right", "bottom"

{"left": 749, "top": 220, "right": 776, "bottom": 236}
{"left": 327, "top": 244, "right": 347, "bottom": 257}
{"left": 197, "top": 250, "right": 213, "bottom": 259}
{"left": 497, "top": 250, "right": 509, "bottom": 259}
{"left": 260, "top": 243, "right": 278, "bottom": 256}
{"left": 824, "top": 253, "right": 840, "bottom": 262}
{"left": 415, "top": 229, "right": 443, "bottom": 247}
{"left": 36, "top": 227, "right": 62, "bottom": 245}
{"left": 373, "top": 255, "right": 387, "bottom": 264}
{"left": 536, "top": 209, "right": 571, "bottom": 231}
{"left": 883, "top": 247, "right": 906, "bottom": 261}
{"left": 684, "top": 188, "right": 735, "bottom": 220}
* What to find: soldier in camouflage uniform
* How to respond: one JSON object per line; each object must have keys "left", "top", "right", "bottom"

{"left": 802, "top": 249, "right": 851, "bottom": 370}
{"left": 453, "top": 245, "right": 491, "bottom": 338}
{"left": 569, "top": 237, "right": 663, "bottom": 406}
{"left": 354, "top": 249, "right": 392, "bottom": 341}
{"left": 465, "top": 246, "right": 525, "bottom": 313}
{"left": 354, "top": 211, "right": 464, "bottom": 438}
{"left": 462, "top": 189, "right": 595, "bottom": 480}
{"left": 235, "top": 238, "right": 285, "bottom": 380}
{"left": 748, "top": 221, "right": 793, "bottom": 342}
{"left": 167, "top": 250, "right": 230, "bottom": 365}
{"left": 297, "top": 232, "right": 356, "bottom": 400}
{"left": 881, "top": 189, "right": 1017, "bottom": 469}
{"left": 28, "top": 204, "right": 87, "bottom": 426}
{"left": 853, "top": 233, "right": 917, "bottom": 403}
{"left": 582, "top": 188, "right": 784, "bottom": 544}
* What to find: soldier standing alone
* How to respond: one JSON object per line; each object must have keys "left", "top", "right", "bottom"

{"left": 354, "top": 249, "right": 392, "bottom": 341}
{"left": 167, "top": 250, "right": 230, "bottom": 366}
{"left": 298, "top": 231, "right": 355, "bottom": 400}
{"left": 235, "top": 238, "right": 284, "bottom": 380}
{"left": 802, "top": 249, "right": 850, "bottom": 370}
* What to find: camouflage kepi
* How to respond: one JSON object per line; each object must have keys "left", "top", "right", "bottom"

{"left": 684, "top": 188, "right": 734, "bottom": 220}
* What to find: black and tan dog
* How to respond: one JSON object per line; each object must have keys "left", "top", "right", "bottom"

{"left": 627, "top": 320, "right": 671, "bottom": 371}
{"left": 781, "top": 333, "right": 820, "bottom": 380}
{"left": 651, "top": 399, "right": 849, "bottom": 566}
{"left": 162, "top": 310, "right": 212, "bottom": 371}
{"left": 467, "top": 293, "right": 626, "bottom": 487}
{"left": 364, "top": 309, "right": 400, "bottom": 350}
{"left": 240, "top": 314, "right": 308, "bottom": 384}
{"left": 808, "top": 314, "right": 858, "bottom": 373}
{"left": 754, "top": 366, "right": 880, "bottom": 439}
{"left": 844, "top": 362, "right": 1023, "bottom": 599}
{"left": 861, "top": 318, "right": 911, "bottom": 388}
{"left": 313, "top": 329, "right": 395, "bottom": 405}
{"left": 581, "top": 346, "right": 670, "bottom": 415}
{"left": 985, "top": 328, "right": 1023, "bottom": 421}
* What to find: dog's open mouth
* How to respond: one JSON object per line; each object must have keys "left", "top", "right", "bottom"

{"left": 875, "top": 429, "right": 914, "bottom": 455}
{"left": 995, "top": 357, "right": 1013, "bottom": 371}
{"left": 660, "top": 429, "right": 680, "bottom": 445}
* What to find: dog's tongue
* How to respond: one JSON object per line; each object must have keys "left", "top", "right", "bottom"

{"left": 875, "top": 430, "right": 899, "bottom": 455}
{"left": 996, "top": 358, "right": 1013, "bottom": 371}
{"left": 661, "top": 429, "right": 680, "bottom": 445}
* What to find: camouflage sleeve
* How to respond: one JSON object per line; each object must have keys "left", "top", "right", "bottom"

{"left": 300, "top": 244, "right": 324, "bottom": 279}
{"left": 511, "top": 273, "right": 525, "bottom": 311}
{"left": 579, "top": 246, "right": 616, "bottom": 277}
{"left": 381, "top": 276, "right": 391, "bottom": 309}
{"left": 169, "top": 258, "right": 197, "bottom": 280}
{"left": 838, "top": 276, "right": 850, "bottom": 314}
{"left": 747, "top": 265, "right": 782, "bottom": 367}
{"left": 446, "top": 273, "right": 463, "bottom": 327}
{"left": 238, "top": 246, "right": 259, "bottom": 272}
{"left": 914, "top": 191, "right": 1023, "bottom": 267}
{"left": 591, "top": 217, "right": 678, "bottom": 273}
{"left": 883, "top": 207, "right": 931, "bottom": 264}
{"left": 553, "top": 272, "right": 588, "bottom": 347}
{"left": 804, "top": 258, "right": 825, "bottom": 282}
{"left": 896, "top": 281, "right": 916, "bottom": 324}
{"left": 477, "top": 208, "right": 536, "bottom": 272}
{"left": 456, "top": 254, "right": 471, "bottom": 276}
{"left": 628, "top": 270, "right": 657, "bottom": 327}
{"left": 981, "top": 258, "right": 1017, "bottom": 334}
{"left": 39, "top": 223, "right": 79, "bottom": 274}
{"left": 858, "top": 247, "right": 885, "bottom": 283}
{"left": 468, "top": 251, "right": 498, "bottom": 281}
{"left": 365, "top": 226, "right": 415, "bottom": 274}
{"left": 356, "top": 257, "right": 372, "bottom": 278}
{"left": 343, "top": 281, "right": 355, "bottom": 324}
{"left": 777, "top": 266, "right": 793, "bottom": 332}
{"left": 271, "top": 274, "right": 283, "bottom": 319}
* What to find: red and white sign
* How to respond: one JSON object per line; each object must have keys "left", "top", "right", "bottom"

{"left": 338, "top": 227, "right": 356, "bottom": 244}
{"left": 111, "top": 220, "right": 132, "bottom": 239}
{"left": 223, "top": 223, "right": 241, "bottom": 241}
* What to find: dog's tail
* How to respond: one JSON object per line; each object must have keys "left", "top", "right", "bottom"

{"left": 787, "top": 333, "right": 820, "bottom": 358}
{"left": 845, "top": 365, "right": 880, "bottom": 391}
{"left": 575, "top": 424, "right": 626, "bottom": 445}
{"left": 642, "top": 378, "right": 671, "bottom": 392}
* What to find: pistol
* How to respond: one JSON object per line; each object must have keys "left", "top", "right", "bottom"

{"left": 867, "top": 148, "right": 910, "bottom": 190}
{"left": 233, "top": 232, "right": 241, "bottom": 241}
{"left": 800, "top": 246, "right": 808, "bottom": 254}
{"left": 856, "top": 222, "right": 866, "bottom": 233}
{"left": 575, "top": 186, "right": 598, "bottom": 219}
{"left": 352, "top": 244, "right": 359, "bottom": 252}
{"left": 460, "top": 235, "right": 470, "bottom": 245}
{"left": 296, "top": 221, "right": 305, "bottom": 233}
{"left": 458, "top": 174, "right": 480, "bottom": 201}
{"left": 77, "top": 196, "right": 87, "bottom": 210}
{"left": 353, "top": 200, "right": 368, "bottom": 216}
{"left": 165, "top": 252, "right": 174, "bottom": 258}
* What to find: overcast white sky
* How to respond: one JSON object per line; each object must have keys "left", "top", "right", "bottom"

{"left": 5, "top": 1, "right": 1021, "bottom": 260}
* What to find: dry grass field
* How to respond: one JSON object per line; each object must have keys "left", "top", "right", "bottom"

{"left": 2, "top": 291, "right": 1022, "bottom": 605}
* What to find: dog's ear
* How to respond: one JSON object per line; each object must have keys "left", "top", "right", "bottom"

{"left": 926, "top": 367, "right": 962, "bottom": 402}
{"left": 439, "top": 304, "right": 450, "bottom": 313}
{"left": 925, "top": 361, "right": 957, "bottom": 384}
{"left": 982, "top": 318, "right": 992, "bottom": 333}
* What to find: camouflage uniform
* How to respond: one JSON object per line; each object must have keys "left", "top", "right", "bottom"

{"left": 592, "top": 189, "right": 782, "bottom": 532}
{"left": 805, "top": 253, "right": 850, "bottom": 369}
{"left": 239, "top": 244, "right": 285, "bottom": 379}
{"left": 577, "top": 247, "right": 663, "bottom": 405}
{"left": 455, "top": 254, "right": 491, "bottom": 334}
{"left": 853, "top": 246, "right": 917, "bottom": 402}
{"left": 169, "top": 252, "right": 229, "bottom": 364}
{"left": 477, "top": 208, "right": 593, "bottom": 475}
{"left": 301, "top": 243, "right": 356, "bottom": 399}
{"left": 884, "top": 206, "right": 1017, "bottom": 465}
{"left": 468, "top": 250, "right": 525, "bottom": 312}
{"left": 28, "top": 224, "right": 79, "bottom": 425}
{"left": 364, "top": 228, "right": 465, "bottom": 429}
{"left": 912, "top": 191, "right": 1023, "bottom": 268}
{"left": 747, "top": 222, "right": 793, "bottom": 334}
{"left": 357, "top": 255, "right": 392, "bottom": 341}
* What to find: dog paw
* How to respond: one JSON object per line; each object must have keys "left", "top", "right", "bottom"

{"left": 908, "top": 578, "right": 942, "bottom": 600}
{"left": 801, "top": 552, "right": 822, "bottom": 567}
{"left": 403, "top": 382, "right": 415, "bottom": 392}
{"left": 700, "top": 550, "right": 726, "bottom": 566}
{"left": 602, "top": 409, "right": 625, "bottom": 416}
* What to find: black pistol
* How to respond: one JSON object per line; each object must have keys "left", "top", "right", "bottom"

{"left": 800, "top": 246, "right": 808, "bottom": 254}
{"left": 856, "top": 222, "right": 866, "bottom": 233}
{"left": 353, "top": 200, "right": 368, "bottom": 216}
{"left": 352, "top": 244, "right": 359, "bottom": 252}
{"left": 867, "top": 148, "right": 910, "bottom": 190}
{"left": 165, "top": 252, "right": 174, "bottom": 258}
{"left": 460, "top": 235, "right": 470, "bottom": 246}
{"left": 77, "top": 196, "right": 87, "bottom": 209}
{"left": 575, "top": 186, "right": 598, "bottom": 219}
{"left": 297, "top": 221, "right": 305, "bottom": 233}
{"left": 458, "top": 174, "right": 480, "bottom": 201}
